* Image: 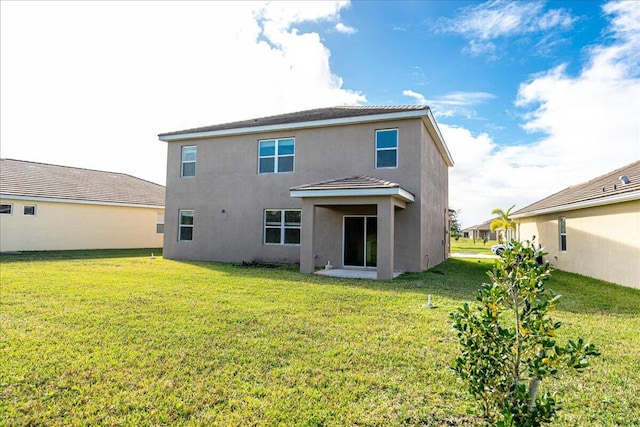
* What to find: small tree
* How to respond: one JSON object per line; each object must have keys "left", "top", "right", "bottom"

{"left": 450, "top": 209, "right": 462, "bottom": 240}
{"left": 450, "top": 239, "right": 600, "bottom": 426}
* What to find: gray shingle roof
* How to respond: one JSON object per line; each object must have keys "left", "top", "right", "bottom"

{"left": 513, "top": 160, "right": 640, "bottom": 216}
{"left": 0, "top": 159, "right": 165, "bottom": 207}
{"left": 159, "top": 105, "right": 429, "bottom": 137}
{"left": 290, "top": 175, "right": 405, "bottom": 191}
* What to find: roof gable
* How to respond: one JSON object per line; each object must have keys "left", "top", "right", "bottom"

{"left": 0, "top": 159, "right": 165, "bottom": 207}
{"left": 513, "top": 160, "right": 640, "bottom": 217}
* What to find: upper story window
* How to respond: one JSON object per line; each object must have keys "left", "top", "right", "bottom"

{"left": 375, "top": 129, "right": 398, "bottom": 169}
{"left": 559, "top": 217, "right": 567, "bottom": 251}
{"left": 178, "top": 210, "right": 194, "bottom": 241}
{"left": 181, "top": 146, "right": 197, "bottom": 177}
{"left": 0, "top": 204, "right": 13, "bottom": 215}
{"left": 23, "top": 205, "right": 36, "bottom": 216}
{"left": 259, "top": 138, "right": 295, "bottom": 174}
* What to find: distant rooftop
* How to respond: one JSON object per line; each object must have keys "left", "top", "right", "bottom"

{"left": 513, "top": 160, "right": 640, "bottom": 217}
{"left": 0, "top": 159, "right": 165, "bottom": 207}
{"left": 158, "top": 105, "right": 430, "bottom": 138}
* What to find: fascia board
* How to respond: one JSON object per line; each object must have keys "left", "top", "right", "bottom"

{"left": 159, "top": 110, "right": 429, "bottom": 142}
{"left": 0, "top": 194, "right": 165, "bottom": 209}
{"left": 512, "top": 190, "right": 640, "bottom": 219}
{"left": 290, "top": 188, "right": 415, "bottom": 203}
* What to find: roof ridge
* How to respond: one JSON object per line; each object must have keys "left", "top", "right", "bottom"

{"left": 566, "top": 159, "right": 640, "bottom": 188}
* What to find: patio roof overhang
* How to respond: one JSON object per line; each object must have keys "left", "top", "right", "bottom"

{"left": 291, "top": 176, "right": 413, "bottom": 280}
{"left": 289, "top": 176, "right": 415, "bottom": 204}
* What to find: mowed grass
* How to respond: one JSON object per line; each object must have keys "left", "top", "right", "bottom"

{"left": 1, "top": 250, "right": 639, "bottom": 426}
{"left": 450, "top": 237, "right": 498, "bottom": 255}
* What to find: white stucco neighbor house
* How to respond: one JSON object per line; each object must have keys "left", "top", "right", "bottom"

{"left": 0, "top": 159, "right": 166, "bottom": 252}
{"left": 513, "top": 160, "right": 640, "bottom": 289}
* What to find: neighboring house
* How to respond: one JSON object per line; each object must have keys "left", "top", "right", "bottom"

{"left": 0, "top": 159, "right": 165, "bottom": 252}
{"left": 158, "top": 106, "right": 454, "bottom": 279}
{"left": 513, "top": 160, "right": 640, "bottom": 289}
{"left": 463, "top": 218, "right": 498, "bottom": 241}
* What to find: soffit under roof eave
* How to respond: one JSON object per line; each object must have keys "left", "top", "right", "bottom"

{"left": 512, "top": 190, "right": 640, "bottom": 219}
{"left": 289, "top": 187, "right": 415, "bottom": 203}
{"left": 0, "top": 194, "right": 165, "bottom": 209}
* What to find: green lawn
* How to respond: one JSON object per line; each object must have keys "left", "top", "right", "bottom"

{"left": 1, "top": 249, "right": 639, "bottom": 426}
{"left": 451, "top": 237, "right": 498, "bottom": 254}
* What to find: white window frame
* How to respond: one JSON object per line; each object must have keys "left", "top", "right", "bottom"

{"left": 23, "top": 205, "right": 37, "bottom": 216}
{"left": 178, "top": 210, "right": 194, "bottom": 242}
{"left": 0, "top": 204, "right": 13, "bottom": 215}
{"left": 559, "top": 216, "right": 567, "bottom": 252}
{"left": 258, "top": 138, "right": 295, "bottom": 174}
{"left": 181, "top": 146, "right": 197, "bottom": 178}
{"left": 263, "top": 209, "right": 301, "bottom": 245}
{"left": 156, "top": 212, "right": 165, "bottom": 234}
{"left": 375, "top": 128, "right": 399, "bottom": 169}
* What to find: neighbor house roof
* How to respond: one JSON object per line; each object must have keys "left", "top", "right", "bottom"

{"left": 0, "top": 159, "right": 165, "bottom": 208}
{"left": 158, "top": 105, "right": 454, "bottom": 167}
{"left": 290, "top": 175, "right": 415, "bottom": 203}
{"left": 512, "top": 160, "right": 640, "bottom": 218}
{"left": 462, "top": 218, "right": 496, "bottom": 232}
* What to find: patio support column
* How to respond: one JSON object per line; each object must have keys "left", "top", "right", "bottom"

{"left": 376, "top": 198, "right": 395, "bottom": 280}
{"left": 300, "top": 199, "right": 316, "bottom": 274}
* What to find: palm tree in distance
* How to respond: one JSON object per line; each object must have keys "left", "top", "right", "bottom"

{"left": 490, "top": 205, "right": 516, "bottom": 243}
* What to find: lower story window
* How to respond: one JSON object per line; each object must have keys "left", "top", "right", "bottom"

{"left": 156, "top": 212, "right": 165, "bottom": 234}
{"left": 559, "top": 216, "right": 567, "bottom": 251}
{"left": 179, "top": 210, "right": 194, "bottom": 241}
{"left": 1, "top": 204, "right": 13, "bottom": 215}
{"left": 264, "top": 209, "right": 301, "bottom": 245}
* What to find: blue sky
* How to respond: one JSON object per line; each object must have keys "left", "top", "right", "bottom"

{"left": 1, "top": 1, "right": 638, "bottom": 227}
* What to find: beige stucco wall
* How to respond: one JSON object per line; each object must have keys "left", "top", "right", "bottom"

{"left": 0, "top": 198, "right": 164, "bottom": 252}
{"left": 163, "top": 117, "right": 450, "bottom": 273}
{"left": 517, "top": 200, "right": 640, "bottom": 289}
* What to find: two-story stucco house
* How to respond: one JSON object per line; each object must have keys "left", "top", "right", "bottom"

{"left": 158, "top": 106, "right": 453, "bottom": 279}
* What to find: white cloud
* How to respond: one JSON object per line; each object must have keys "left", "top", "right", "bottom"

{"left": 445, "top": 1, "right": 640, "bottom": 228}
{"left": 402, "top": 90, "right": 427, "bottom": 105}
{"left": 437, "top": 0, "right": 575, "bottom": 57}
{"left": 0, "top": 1, "right": 363, "bottom": 185}
{"left": 403, "top": 90, "right": 495, "bottom": 119}
{"left": 335, "top": 22, "right": 357, "bottom": 34}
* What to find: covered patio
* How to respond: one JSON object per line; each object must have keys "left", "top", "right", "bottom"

{"left": 290, "top": 176, "right": 415, "bottom": 280}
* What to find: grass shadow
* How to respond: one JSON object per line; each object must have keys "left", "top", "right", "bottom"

{"left": 0, "top": 248, "right": 163, "bottom": 263}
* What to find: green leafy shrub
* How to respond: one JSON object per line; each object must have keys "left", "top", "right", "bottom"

{"left": 450, "top": 239, "right": 600, "bottom": 426}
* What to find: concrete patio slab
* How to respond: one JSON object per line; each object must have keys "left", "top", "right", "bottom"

{"left": 314, "top": 268, "right": 403, "bottom": 280}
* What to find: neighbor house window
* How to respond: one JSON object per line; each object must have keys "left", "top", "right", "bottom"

{"left": 156, "top": 212, "right": 165, "bottom": 234}
{"left": 376, "top": 129, "right": 398, "bottom": 169}
{"left": 259, "top": 138, "right": 295, "bottom": 174}
{"left": 0, "top": 204, "right": 13, "bottom": 215}
{"left": 264, "top": 209, "right": 301, "bottom": 245}
{"left": 23, "top": 205, "right": 36, "bottom": 216}
{"left": 559, "top": 217, "right": 567, "bottom": 251}
{"left": 178, "top": 210, "right": 194, "bottom": 241}
{"left": 181, "top": 146, "right": 197, "bottom": 177}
